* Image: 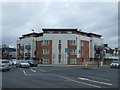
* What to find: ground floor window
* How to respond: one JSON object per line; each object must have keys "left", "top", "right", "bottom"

{"left": 70, "top": 58, "right": 76, "bottom": 64}
{"left": 58, "top": 58, "right": 61, "bottom": 63}
{"left": 43, "top": 57, "right": 49, "bottom": 64}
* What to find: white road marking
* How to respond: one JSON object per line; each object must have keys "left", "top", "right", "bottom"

{"left": 19, "top": 68, "right": 27, "bottom": 76}
{"left": 31, "top": 69, "right": 36, "bottom": 72}
{"left": 39, "top": 69, "right": 46, "bottom": 72}
{"left": 78, "top": 77, "right": 112, "bottom": 86}
{"left": 25, "top": 73, "right": 101, "bottom": 88}
{"left": 19, "top": 72, "right": 101, "bottom": 88}
{"left": 65, "top": 77, "right": 101, "bottom": 88}
{"left": 79, "top": 74, "right": 110, "bottom": 81}
{"left": 55, "top": 75, "right": 101, "bottom": 88}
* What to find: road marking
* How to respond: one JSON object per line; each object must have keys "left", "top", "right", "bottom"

{"left": 20, "top": 72, "right": 101, "bottom": 88}
{"left": 64, "top": 77, "right": 101, "bottom": 88}
{"left": 25, "top": 73, "right": 101, "bottom": 88}
{"left": 78, "top": 77, "right": 112, "bottom": 86}
{"left": 54, "top": 75, "right": 101, "bottom": 88}
{"left": 31, "top": 69, "right": 36, "bottom": 72}
{"left": 79, "top": 74, "right": 110, "bottom": 81}
{"left": 39, "top": 69, "right": 46, "bottom": 72}
{"left": 19, "top": 68, "right": 27, "bottom": 76}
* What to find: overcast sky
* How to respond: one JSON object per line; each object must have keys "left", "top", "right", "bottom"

{"left": 2, "top": 2, "right": 118, "bottom": 49}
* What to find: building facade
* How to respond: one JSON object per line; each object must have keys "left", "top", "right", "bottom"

{"left": 0, "top": 44, "right": 16, "bottom": 59}
{"left": 16, "top": 28, "right": 103, "bottom": 65}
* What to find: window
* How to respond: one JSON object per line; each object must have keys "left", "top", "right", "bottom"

{"left": 18, "top": 45, "right": 21, "bottom": 49}
{"left": 70, "top": 58, "right": 76, "bottom": 64}
{"left": 3, "top": 50, "right": 8, "bottom": 54}
{"left": 25, "top": 53, "right": 28, "bottom": 56}
{"left": 58, "top": 58, "right": 61, "bottom": 63}
{"left": 48, "top": 31, "right": 53, "bottom": 33}
{"left": 67, "top": 31, "right": 72, "bottom": 34}
{"left": 70, "top": 40, "right": 76, "bottom": 46}
{"left": 42, "top": 49, "right": 49, "bottom": 55}
{"left": 70, "top": 49, "right": 76, "bottom": 55}
{"left": 25, "top": 53, "right": 30, "bottom": 56}
{"left": 59, "top": 49, "right": 61, "bottom": 54}
{"left": 81, "top": 50, "right": 84, "bottom": 56}
{"left": 81, "top": 41, "right": 84, "bottom": 46}
{"left": 43, "top": 57, "right": 49, "bottom": 64}
{"left": 20, "top": 46, "right": 24, "bottom": 50}
{"left": 43, "top": 40, "right": 49, "bottom": 46}
{"left": 59, "top": 40, "right": 61, "bottom": 45}
{"left": 25, "top": 45, "right": 31, "bottom": 50}
{"left": 20, "top": 53, "right": 24, "bottom": 57}
{"left": 58, "top": 32, "right": 61, "bottom": 33}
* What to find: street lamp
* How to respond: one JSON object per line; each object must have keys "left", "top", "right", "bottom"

{"left": 113, "top": 50, "right": 116, "bottom": 59}
{"left": 32, "top": 29, "right": 34, "bottom": 33}
{"left": 116, "top": 51, "right": 119, "bottom": 61}
{"left": 118, "top": 51, "right": 120, "bottom": 61}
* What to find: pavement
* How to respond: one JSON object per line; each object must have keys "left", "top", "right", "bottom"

{"left": 38, "top": 64, "right": 110, "bottom": 69}
{"left": 2, "top": 65, "right": 119, "bottom": 89}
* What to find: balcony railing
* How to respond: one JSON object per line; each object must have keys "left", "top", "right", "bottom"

{"left": 20, "top": 46, "right": 24, "bottom": 50}
{"left": 25, "top": 53, "right": 31, "bottom": 57}
{"left": 25, "top": 45, "right": 31, "bottom": 50}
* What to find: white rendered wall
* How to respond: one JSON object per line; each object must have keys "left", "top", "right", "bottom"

{"left": 89, "top": 37, "right": 103, "bottom": 58}
{"left": 43, "top": 33, "right": 77, "bottom": 64}
{"left": 17, "top": 37, "right": 37, "bottom": 58}
{"left": 43, "top": 33, "right": 92, "bottom": 64}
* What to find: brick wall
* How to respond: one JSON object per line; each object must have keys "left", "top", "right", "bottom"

{"left": 37, "top": 40, "right": 52, "bottom": 64}
{"left": 81, "top": 40, "right": 89, "bottom": 61}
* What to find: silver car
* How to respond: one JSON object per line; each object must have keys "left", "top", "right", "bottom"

{"left": 16, "top": 60, "right": 30, "bottom": 68}
{"left": 0, "top": 59, "right": 11, "bottom": 71}
{"left": 110, "top": 61, "right": 120, "bottom": 68}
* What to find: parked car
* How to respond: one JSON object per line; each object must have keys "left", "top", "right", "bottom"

{"left": 110, "top": 61, "right": 120, "bottom": 68}
{"left": 12, "top": 60, "right": 17, "bottom": 65}
{"left": 0, "top": 59, "right": 11, "bottom": 71}
{"left": 26, "top": 60, "right": 38, "bottom": 67}
{"left": 16, "top": 60, "right": 30, "bottom": 68}
{"left": 9, "top": 60, "right": 14, "bottom": 65}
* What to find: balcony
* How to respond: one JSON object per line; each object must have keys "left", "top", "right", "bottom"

{"left": 20, "top": 53, "right": 24, "bottom": 57}
{"left": 20, "top": 46, "right": 24, "bottom": 50}
{"left": 25, "top": 45, "right": 31, "bottom": 50}
{"left": 25, "top": 53, "right": 31, "bottom": 57}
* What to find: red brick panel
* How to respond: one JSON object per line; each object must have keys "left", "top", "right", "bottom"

{"left": 68, "top": 40, "right": 77, "bottom": 65}
{"left": 37, "top": 40, "right": 52, "bottom": 64}
{"left": 81, "top": 40, "right": 89, "bottom": 61}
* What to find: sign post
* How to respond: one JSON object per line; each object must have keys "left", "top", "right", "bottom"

{"left": 65, "top": 48, "right": 68, "bottom": 65}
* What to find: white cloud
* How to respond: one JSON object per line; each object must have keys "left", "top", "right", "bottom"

{"left": 2, "top": 2, "right": 118, "bottom": 48}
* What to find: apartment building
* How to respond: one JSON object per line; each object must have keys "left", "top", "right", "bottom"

{"left": 16, "top": 28, "right": 103, "bottom": 65}
{"left": 0, "top": 44, "right": 16, "bottom": 59}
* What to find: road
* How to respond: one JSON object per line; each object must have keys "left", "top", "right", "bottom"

{"left": 2, "top": 65, "right": 119, "bottom": 88}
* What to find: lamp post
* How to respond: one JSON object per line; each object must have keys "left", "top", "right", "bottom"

{"left": 118, "top": 51, "right": 120, "bottom": 61}
{"left": 116, "top": 51, "right": 119, "bottom": 61}
{"left": 113, "top": 50, "right": 116, "bottom": 60}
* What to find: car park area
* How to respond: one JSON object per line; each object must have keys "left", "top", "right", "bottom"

{"left": 2, "top": 64, "right": 119, "bottom": 88}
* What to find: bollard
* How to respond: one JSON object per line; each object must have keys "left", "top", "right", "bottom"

{"left": 84, "top": 64, "right": 88, "bottom": 67}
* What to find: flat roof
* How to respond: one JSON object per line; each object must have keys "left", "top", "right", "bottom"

{"left": 42, "top": 28, "right": 78, "bottom": 31}
{"left": 22, "top": 32, "right": 41, "bottom": 37}
{"left": 19, "top": 32, "right": 43, "bottom": 39}
{"left": 88, "top": 33, "right": 102, "bottom": 37}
